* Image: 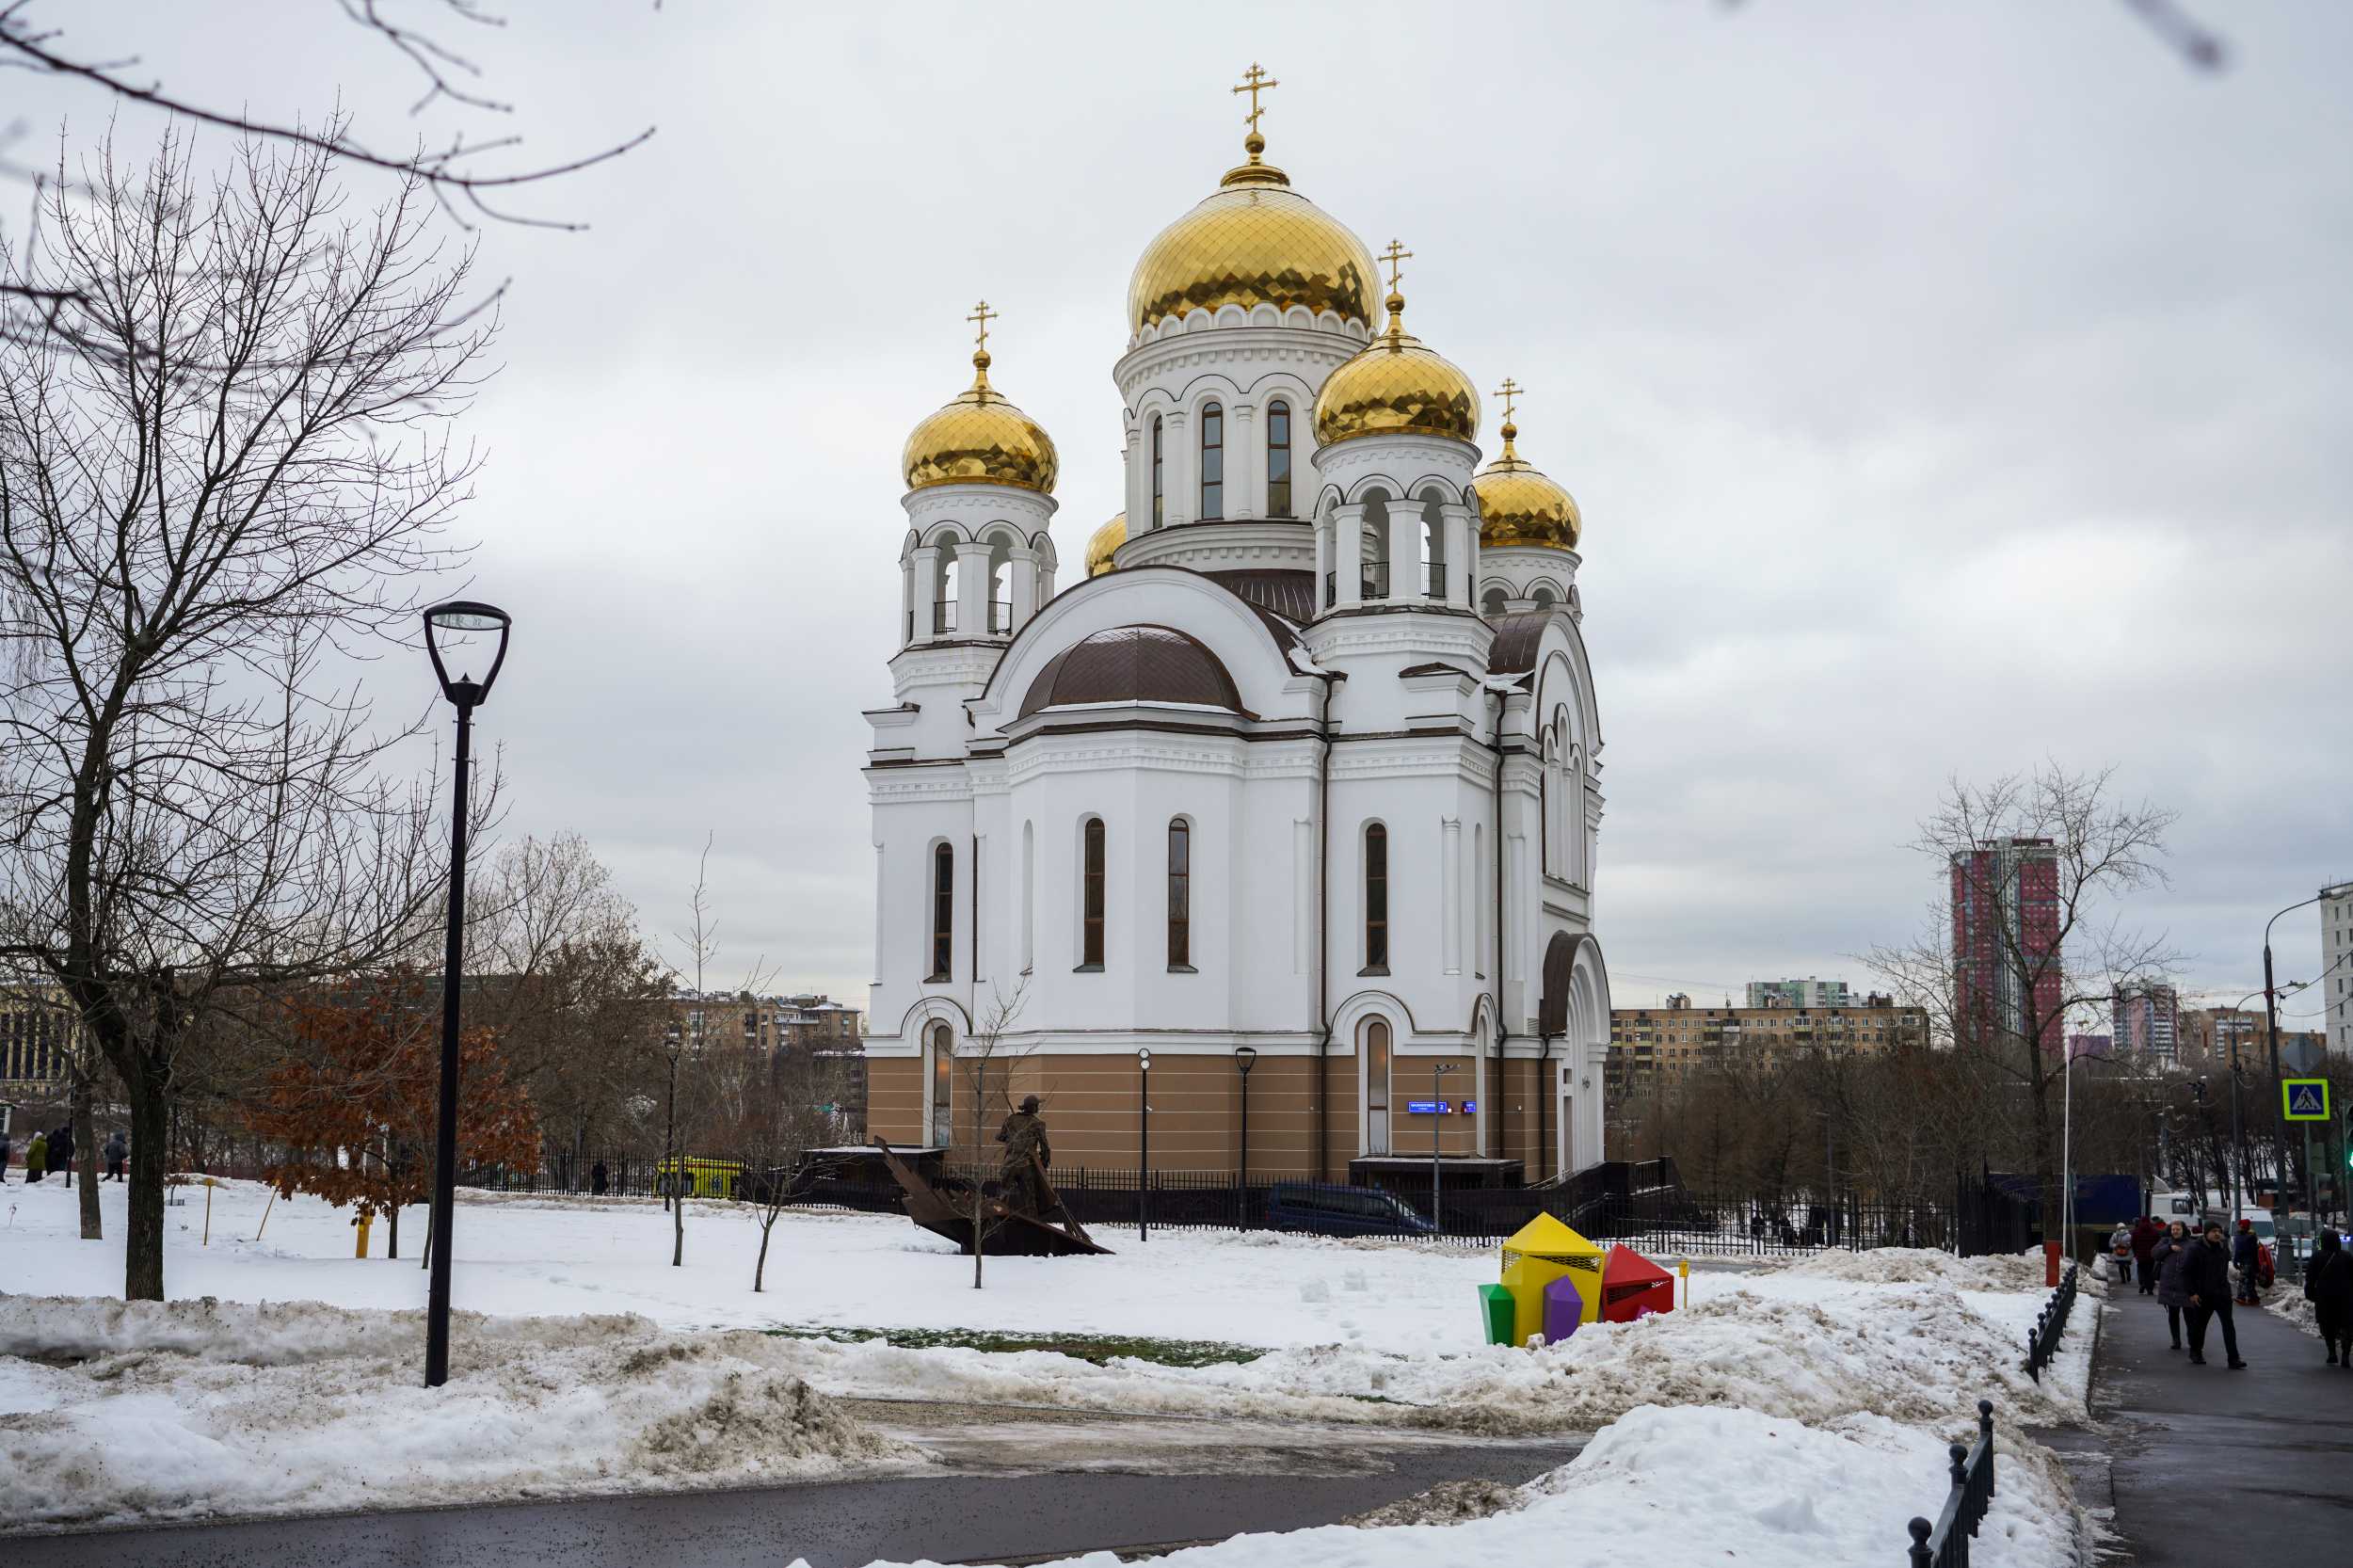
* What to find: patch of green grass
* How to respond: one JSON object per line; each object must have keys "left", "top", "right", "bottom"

{"left": 764, "top": 1323, "right": 1265, "bottom": 1368}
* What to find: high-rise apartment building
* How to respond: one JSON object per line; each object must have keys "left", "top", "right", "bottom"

{"left": 1746, "top": 977, "right": 1853, "bottom": 1009}
{"left": 2323, "top": 881, "right": 2352, "bottom": 1058}
{"left": 2110, "top": 982, "right": 2180, "bottom": 1067}
{"left": 1951, "top": 838, "right": 2062, "bottom": 1056}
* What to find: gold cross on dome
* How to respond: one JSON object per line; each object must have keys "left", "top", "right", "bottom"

{"left": 1232, "top": 63, "right": 1279, "bottom": 134}
{"left": 1493, "top": 377, "right": 1524, "bottom": 424}
{"left": 966, "top": 299, "right": 995, "bottom": 354}
{"left": 1378, "top": 239, "right": 1413, "bottom": 292}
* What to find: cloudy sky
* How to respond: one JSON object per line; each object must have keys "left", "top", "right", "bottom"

{"left": 14, "top": 2, "right": 2349, "bottom": 1016}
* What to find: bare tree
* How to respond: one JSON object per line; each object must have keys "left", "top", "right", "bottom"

{"left": 959, "top": 979, "right": 1032, "bottom": 1290}
{"left": 664, "top": 832, "right": 771, "bottom": 1268}
{"left": 1865, "top": 764, "right": 2181, "bottom": 1228}
{"left": 0, "top": 131, "right": 489, "bottom": 1300}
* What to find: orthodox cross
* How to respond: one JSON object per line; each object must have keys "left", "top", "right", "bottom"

{"left": 1378, "top": 239, "right": 1413, "bottom": 293}
{"left": 1232, "top": 63, "right": 1278, "bottom": 135}
{"left": 1493, "top": 377, "right": 1524, "bottom": 424}
{"left": 966, "top": 299, "right": 995, "bottom": 355}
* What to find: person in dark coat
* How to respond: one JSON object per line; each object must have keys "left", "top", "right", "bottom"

{"left": 103, "top": 1129, "right": 127, "bottom": 1181}
{"left": 2153, "top": 1220, "right": 2194, "bottom": 1349}
{"left": 2232, "top": 1217, "right": 2262, "bottom": 1306}
{"left": 45, "top": 1123, "right": 72, "bottom": 1182}
{"left": 0, "top": 1131, "right": 10, "bottom": 1182}
{"left": 2131, "top": 1215, "right": 2163, "bottom": 1293}
{"left": 2302, "top": 1229, "right": 2352, "bottom": 1367}
{"left": 591, "top": 1160, "right": 609, "bottom": 1197}
{"left": 2185, "top": 1221, "right": 2248, "bottom": 1368}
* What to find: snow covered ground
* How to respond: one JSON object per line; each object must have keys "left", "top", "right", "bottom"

{"left": 2, "top": 1176, "right": 2096, "bottom": 1561}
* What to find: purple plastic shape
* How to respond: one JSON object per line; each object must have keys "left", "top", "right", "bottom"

{"left": 1543, "top": 1275, "right": 1584, "bottom": 1344}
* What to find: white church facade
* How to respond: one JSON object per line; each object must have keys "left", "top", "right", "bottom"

{"left": 863, "top": 75, "right": 1611, "bottom": 1186}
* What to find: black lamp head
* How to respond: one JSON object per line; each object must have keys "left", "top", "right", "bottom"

{"left": 423, "top": 600, "right": 511, "bottom": 708}
{"left": 1137, "top": 1048, "right": 1152, "bottom": 1070}
{"left": 1232, "top": 1045, "right": 1257, "bottom": 1076}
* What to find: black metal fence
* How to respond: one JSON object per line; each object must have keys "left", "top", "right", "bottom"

{"left": 1906, "top": 1400, "right": 1996, "bottom": 1568}
{"left": 2023, "top": 1261, "right": 2079, "bottom": 1383}
{"left": 458, "top": 1152, "right": 1972, "bottom": 1256}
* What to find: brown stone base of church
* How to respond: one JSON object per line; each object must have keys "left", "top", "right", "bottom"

{"left": 869, "top": 1049, "right": 1576, "bottom": 1184}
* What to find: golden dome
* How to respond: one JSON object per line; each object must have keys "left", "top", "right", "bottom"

{"left": 1312, "top": 289, "right": 1481, "bottom": 449}
{"left": 902, "top": 347, "right": 1059, "bottom": 494}
{"left": 1084, "top": 511, "right": 1127, "bottom": 577}
{"left": 1128, "top": 135, "right": 1380, "bottom": 332}
{"left": 1475, "top": 418, "right": 1581, "bottom": 552}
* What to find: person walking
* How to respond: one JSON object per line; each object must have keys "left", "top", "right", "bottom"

{"left": 2303, "top": 1229, "right": 2352, "bottom": 1368}
{"left": 2185, "top": 1220, "right": 2248, "bottom": 1368}
{"left": 24, "top": 1128, "right": 46, "bottom": 1184}
{"left": 0, "top": 1130, "right": 10, "bottom": 1183}
{"left": 2131, "top": 1214, "right": 2163, "bottom": 1294}
{"left": 591, "top": 1160, "right": 609, "bottom": 1197}
{"left": 2232, "top": 1217, "right": 2262, "bottom": 1307}
{"left": 2153, "top": 1219, "right": 2194, "bottom": 1350}
{"left": 46, "top": 1121, "right": 73, "bottom": 1184}
{"left": 103, "top": 1128, "right": 127, "bottom": 1181}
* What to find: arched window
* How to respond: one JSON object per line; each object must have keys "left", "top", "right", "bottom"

{"left": 1166, "top": 818, "right": 1192, "bottom": 969}
{"left": 1080, "top": 817, "right": 1107, "bottom": 968}
{"left": 1481, "top": 585, "right": 1507, "bottom": 617}
{"left": 928, "top": 842, "right": 953, "bottom": 981}
{"left": 927, "top": 1021, "right": 953, "bottom": 1148}
{"left": 1530, "top": 584, "right": 1556, "bottom": 611}
{"left": 1266, "top": 399, "right": 1292, "bottom": 516}
{"left": 1363, "top": 823, "right": 1389, "bottom": 973}
{"left": 1364, "top": 1016, "right": 1393, "bottom": 1156}
{"left": 1199, "top": 402, "right": 1225, "bottom": 520}
{"left": 1150, "top": 417, "right": 1164, "bottom": 527}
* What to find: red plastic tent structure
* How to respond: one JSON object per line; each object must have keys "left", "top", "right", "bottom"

{"left": 1601, "top": 1244, "right": 1675, "bottom": 1321}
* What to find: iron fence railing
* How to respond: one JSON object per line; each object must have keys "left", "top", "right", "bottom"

{"left": 2024, "top": 1260, "right": 2079, "bottom": 1383}
{"left": 1905, "top": 1400, "right": 1995, "bottom": 1568}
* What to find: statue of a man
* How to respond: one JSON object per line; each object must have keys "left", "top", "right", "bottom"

{"left": 995, "top": 1095, "right": 1052, "bottom": 1215}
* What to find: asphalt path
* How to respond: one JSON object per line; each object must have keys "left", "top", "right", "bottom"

{"left": 2097, "top": 1278, "right": 2353, "bottom": 1562}
{"left": 5, "top": 1425, "right": 1580, "bottom": 1568}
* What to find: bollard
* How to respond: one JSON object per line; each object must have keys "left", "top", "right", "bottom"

{"left": 1678, "top": 1256, "right": 1689, "bottom": 1309}
{"left": 2043, "top": 1238, "right": 2060, "bottom": 1288}
{"left": 355, "top": 1210, "right": 373, "bottom": 1258}
{"left": 201, "top": 1177, "right": 216, "bottom": 1246}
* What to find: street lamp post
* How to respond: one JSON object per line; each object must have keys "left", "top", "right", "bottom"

{"left": 420, "top": 600, "right": 510, "bottom": 1390}
{"left": 1433, "top": 1061, "right": 1459, "bottom": 1235}
{"left": 2263, "top": 895, "right": 2322, "bottom": 1275}
{"left": 1232, "top": 1046, "right": 1257, "bottom": 1228}
{"left": 1137, "top": 1048, "right": 1151, "bottom": 1242}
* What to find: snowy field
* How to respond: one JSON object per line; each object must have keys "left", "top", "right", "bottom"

{"left": 1, "top": 1176, "right": 2097, "bottom": 1562}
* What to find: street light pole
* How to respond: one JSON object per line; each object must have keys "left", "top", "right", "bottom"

{"left": 419, "top": 601, "right": 510, "bottom": 1390}
{"left": 1232, "top": 1047, "right": 1257, "bottom": 1228}
{"left": 1433, "top": 1061, "right": 1459, "bottom": 1235}
{"left": 1137, "top": 1048, "right": 1151, "bottom": 1242}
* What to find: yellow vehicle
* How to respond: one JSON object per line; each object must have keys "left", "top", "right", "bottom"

{"left": 655, "top": 1155, "right": 747, "bottom": 1200}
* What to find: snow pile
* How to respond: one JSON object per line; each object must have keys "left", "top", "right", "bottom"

{"left": 1759, "top": 1245, "right": 2054, "bottom": 1293}
{"left": 0, "top": 1297, "right": 919, "bottom": 1533}
{"left": 820, "top": 1403, "right": 2080, "bottom": 1568}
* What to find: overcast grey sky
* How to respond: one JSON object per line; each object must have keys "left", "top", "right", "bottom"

{"left": 14, "top": 2, "right": 2350, "bottom": 1015}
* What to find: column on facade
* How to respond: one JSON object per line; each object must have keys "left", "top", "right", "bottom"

{"left": 1227, "top": 403, "right": 1257, "bottom": 520}
{"left": 1009, "top": 545, "right": 1040, "bottom": 630}
{"left": 955, "top": 537, "right": 992, "bottom": 636}
{"left": 910, "top": 544, "right": 942, "bottom": 641}
{"left": 1124, "top": 424, "right": 1146, "bottom": 538}
{"left": 900, "top": 555, "right": 917, "bottom": 645}
{"left": 1443, "top": 504, "right": 1476, "bottom": 607}
{"left": 1387, "top": 496, "right": 1421, "bottom": 605}
{"left": 1332, "top": 502, "right": 1367, "bottom": 607}
{"left": 1163, "top": 409, "right": 1193, "bottom": 527}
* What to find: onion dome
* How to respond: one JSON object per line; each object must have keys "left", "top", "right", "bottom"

{"left": 1312, "top": 283, "right": 1480, "bottom": 449}
{"left": 1084, "top": 512, "right": 1127, "bottom": 577}
{"left": 1128, "top": 130, "right": 1380, "bottom": 333}
{"left": 1474, "top": 396, "right": 1580, "bottom": 552}
{"left": 1019, "top": 626, "right": 1242, "bottom": 717}
{"left": 902, "top": 343, "right": 1058, "bottom": 495}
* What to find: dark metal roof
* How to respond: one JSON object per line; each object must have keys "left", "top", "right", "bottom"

{"left": 1019, "top": 625, "right": 1244, "bottom": 718}
{"left": 1206, "top": 568, "right": 1319, "bottom": 625}
{"left": 1486, "top": 609, "right": 1552, "bottom": 677}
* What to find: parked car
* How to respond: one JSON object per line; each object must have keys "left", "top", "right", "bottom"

{"left": 1263, "top": 1182, "right": 1437, "bottom": 1238}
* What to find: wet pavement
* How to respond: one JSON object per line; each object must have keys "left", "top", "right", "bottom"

{"left": 2094, "top": 1282, "right": 2353, "bottom": 1563}
{"left": 4, "top": 1400, "right": 1582, "bottom": 1567}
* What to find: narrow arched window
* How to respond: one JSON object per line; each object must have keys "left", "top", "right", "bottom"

{"left": 1199, "top": 402, "right": 1225, "bottom": 520}
{"left": 1150, "top": 417, "right": 1164, "bottom": 527}
{"left": 927, "top": 1021, "right": 953, "bottom": 1148}
{"left": 1166, "top": 818, "right": 1192, "bottom": 969}
{"left": 1081, "top": 817, "right": 1107, "bottom": 968}
{"left": 1364, "top": 1017, "right": 1393, "bottom": 1155}
{"left": 1364, "top": 823, "right": 1389, "bottom": 972}
{"left": 1266, "top": 400, "right": 1292, "bottom": 516}
{"left": 929, "top": 842, "right": 953, "bottom": 981}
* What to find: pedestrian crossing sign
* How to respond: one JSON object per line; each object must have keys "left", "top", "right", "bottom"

{"left": 2282, "top": 1079, "right": 2329, "bottom": 1122}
